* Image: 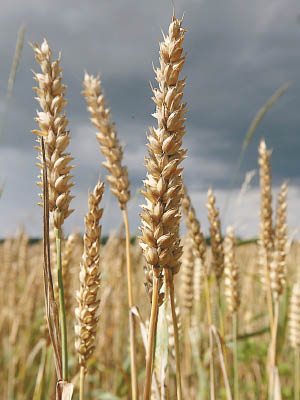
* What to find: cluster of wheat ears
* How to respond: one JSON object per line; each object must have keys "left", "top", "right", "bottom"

{"left": 1, "top": 12, "right": 300, "bottom": 400}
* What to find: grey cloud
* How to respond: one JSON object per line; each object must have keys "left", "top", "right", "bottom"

{"left": 1, "top": 0, "right": 300, "bottom": 236}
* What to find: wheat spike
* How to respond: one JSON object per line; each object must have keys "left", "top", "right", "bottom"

{"left": 270, "top": 182, "right": 288, "bottom": 299}
{"left": 32, "top": 39, "right": 74, "bottom": 230}
{"left": 139, "top": 15, "right": 187, "bottom": 279}
{"left": 206, "top": 188, "right": 224, "bottom": 283}
{"left": 82, "top": 74, "right": 130, "bottom": 210}
{"left": 258, "top": 139, "right": 273, "bottom": 250}
{"left": 75, "top": 180, "right": 105, "bottom": 369}
{"left": 258, "top": 139, "right": 274, "bottom": 289}
{"left": 224, "top": 226, "right": 240, "bottom": 314}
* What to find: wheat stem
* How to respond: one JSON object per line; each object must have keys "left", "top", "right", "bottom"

{"left": 79, "top": 366, "right": 85, "bottom": 400}
{"left": 233, "top": 313, "right": 239, "bottom": 400}
{"left": 204, "top": 275, "right": 215, "bottom": 399}
{"left": 122, "top": 208, "right": 138, "bottom": 399}
{"left": 295, "top": 347, "right": 300, "bottom": 400}
{"left": 55, "top": 227, "right": 68, "bottom": 381}
{"left": 143, "top": 275, "right": 159, "bottom": 400}
{"left": 169, "top": 272, "right": 183, "bottom": 400}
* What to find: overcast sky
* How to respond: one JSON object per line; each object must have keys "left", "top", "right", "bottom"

{"left": 1, "top": 0, "right": 300, "bottom": 239}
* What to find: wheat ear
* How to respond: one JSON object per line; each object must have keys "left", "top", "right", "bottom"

{"left": 180, "top": 237, "right": 194, "bottom": 380}
{"left": 270, "top": 181, "right": 288, "bottom": 300}
{"left": 32, "top": 39, "right": 74, "bottom": 230}
{"left": 75, "top": 179, "right": 104, "bottom": 399}
{"left": 32, "top": 39, "right": 74, "bottom": 381}
{"left": 139, "top": 14, "right": 186, "bottom": 400}
{"left": 206, "top": 188, "right": 224, "bottom": 284}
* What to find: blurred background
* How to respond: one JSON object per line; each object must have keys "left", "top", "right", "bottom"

{"left": 1, "top": 0, "right": 300, "bottom": 238}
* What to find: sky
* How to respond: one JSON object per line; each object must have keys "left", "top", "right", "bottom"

{"left": 1, "top": 0, "right": 300, "bottom": 239}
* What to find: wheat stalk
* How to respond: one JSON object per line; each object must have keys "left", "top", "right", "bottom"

{"left": 82, "top": 72, "right": 139, "bottom": 399}
{"left": 32, "top": 39, "right": 74, "bottom": 382}
{"left": 139, "top": 14, "right": 186, "bottom": 400}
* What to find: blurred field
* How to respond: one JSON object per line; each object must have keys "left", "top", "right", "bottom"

{"left": 0, "top": 229, "right": 299, "bottom": 399}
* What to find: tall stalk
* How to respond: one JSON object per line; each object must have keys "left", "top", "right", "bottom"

{"left": 79, "top": 366, "right": 85, "bottom": 400}
{"left": 168, "top": 270, "right": 183, "bottom": 400}
{"left": 204, "top": 275, "right": 215, "bottom": 400}
{"left": 123, "top": 208, "right": 138, "bottom": 400}
{"left": 55, "top": 228, "right": 68, "bottom": 381}
{"left": 233, "top": 313, "right": 239, "bottom": 400}
{"left": 143, "top": 276, "right": 159, "bottom": 400}
{"left": 295, "top": 347, "right": 300, "bottom": 400}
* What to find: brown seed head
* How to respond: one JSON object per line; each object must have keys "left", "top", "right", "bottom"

{"left": 82, "top": 74, "right": 130, "bottom": 210}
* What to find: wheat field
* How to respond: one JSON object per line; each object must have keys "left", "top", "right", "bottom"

{"left": 1, "top": 11, "right": 299, "bottom": 400}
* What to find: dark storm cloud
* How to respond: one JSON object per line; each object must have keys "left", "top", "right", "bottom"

{"left": 1, "top": 0, "right": 300, "bottom": 236}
